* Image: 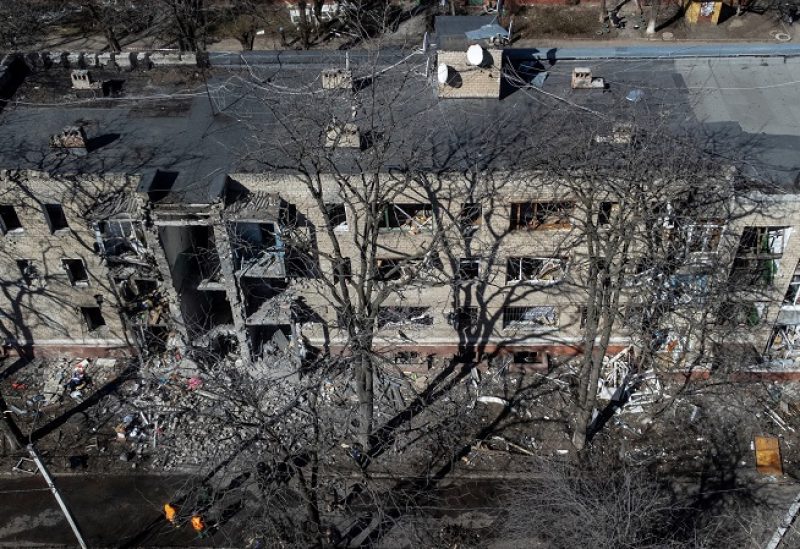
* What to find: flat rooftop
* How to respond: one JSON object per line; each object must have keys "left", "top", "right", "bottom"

{"left": 0, "top": 50, "right": 797, "bottom": 200}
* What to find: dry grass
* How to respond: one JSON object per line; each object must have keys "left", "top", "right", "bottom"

{"left": 512, "top": 6, "right": 614, "bottom": 39}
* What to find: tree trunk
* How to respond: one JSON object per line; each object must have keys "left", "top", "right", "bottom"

{"left": 103, "top": 26, "right": 122, "bottom": 53}
{"left": 571, "top": 408, "right": 592, "bottom": 451}
{"left": 599, "top": 0, "right": 607, "bottom": 23}
{"left": 298, "top": 0, "right": 311, "bottom": 49}
{"left": 646, "top": 0, "right": 659, "bottom": 34}
{"left": 240, "top": 29, "right": 255, "bottom": 51}
{"left": 313, "top": 0, "right": 324, "bottom": 36}
{"left": 355, "top": 351, "right": 374, "bottom": 449}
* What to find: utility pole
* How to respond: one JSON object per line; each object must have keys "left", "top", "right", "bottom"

{"left": 27, "top": 444, "right": 89, "bottom": 549}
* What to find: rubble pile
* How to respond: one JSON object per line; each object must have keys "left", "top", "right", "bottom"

{"left": 3, "top": 357, "right": 121, "bottom": 419}
{"left": 126, "top": 351, "right": 313, "bottom": 470}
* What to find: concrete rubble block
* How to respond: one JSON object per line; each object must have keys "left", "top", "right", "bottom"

{"left": 66, "top": 52, "right": 82, "bottom": 67}
{"left": 149, "top": 52, "right": 198, "bottom": 66}
{"left": 97, "top": 52, "right": 115, "bottom": 69}
{"left": 40, "top": 52, "right": 57, "bottom": 68}
{"left": 113, "top": 52, "right": 131, "bottom": 69}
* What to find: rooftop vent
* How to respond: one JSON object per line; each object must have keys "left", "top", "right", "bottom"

{"left": 321, "top": 69, "right": 353, "bottom": 90}
{"left": 571, "top": 67, "right": 605, "bottom": 90}
{"left": 50, "top": 126, "right": 87, "bottom": 153}
{"left": 437, "top": 48, "right": 502, "bottom": 99}
{"left": 71, "top": 69, "right": 100, "bottom": 90}
{"left": 325, "top": 121, "right": 360, "bottom": 149}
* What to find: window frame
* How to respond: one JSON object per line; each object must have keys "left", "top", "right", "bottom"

{"left": 379, "top": 203, "right": 434, "bottom": 233}
{"left": 457, "top": 258, "right": 480, "bottom": 281}
{"left": 0, "top": 205, "right": 23, "bottom": 235}
{"left": 62, "top": 258, "right": 90, "bottom": 286}
{"left": 509, "top": 201, "right": 574, "bottom": 231}
{"left": 506, "top": 256, "right": 566, "bottom": 285}
{"left": 44, "top": 204, "right": 69, "bottom": 233}
{"left": 376, "top": 306, "right": 433, "bottom": 329}
{"left": 502, "top": 306, "right": 558, "bottom": 329}
{"left": 81, "top": 306, "right": 106, "bottom": 331}
{"left": 324, "top": 203, "right": 348, "bottom": 232}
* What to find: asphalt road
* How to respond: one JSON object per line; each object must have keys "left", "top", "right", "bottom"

{"left": 0, "top": 474, "right": 239, "bottom": 548}
{"left": 207, "top": 42, "right": 800, "bottom": 69}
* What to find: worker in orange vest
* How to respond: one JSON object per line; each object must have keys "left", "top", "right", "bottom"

{"left": 191, "top": 514, "right": 206, "bottom": 536}
{"left": 163, "top": 503, "right": 178, "bottom": 527}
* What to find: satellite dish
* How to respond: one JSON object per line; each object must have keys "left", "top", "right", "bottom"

{"left": 437, "top": 63, "right": 450, "bottom": 85}
{"left": 467, "top": 44, "right": 486, "bottom": 67}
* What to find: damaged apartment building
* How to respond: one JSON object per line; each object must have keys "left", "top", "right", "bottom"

{"left": 2, "top": 48, "right": 800, "bottom": 377}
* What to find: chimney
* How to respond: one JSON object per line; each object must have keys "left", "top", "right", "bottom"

{"left": 50, "top": 126, "right": 88, "bottom": 154}
{"left": 325, "top": 120, "right": 360, "bottom": 149}
{"left": 321, "top": 68, "right": 353, "bottom": 90}
{"left": 71, "top": 69, "right": 101, "bottom": 90}
{"left": 571, "top": 67, "right": 605, "bottom": 89}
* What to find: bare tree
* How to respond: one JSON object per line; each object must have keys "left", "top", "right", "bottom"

{"left": 157, "top": 0, "right": 206, "bottom": 51}
{"left": 0, "top": 0, "right": 55, "bottom": 49}
{"left": 79, "top": 0, "right": 156, "bottom": 53}
{"left": 489, "top": 107, "right": 751, "bottom": 450}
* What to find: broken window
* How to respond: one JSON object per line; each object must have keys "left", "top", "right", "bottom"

{"left": 333, "top": 257, "right": 352, "bottom": 283}
{"left": 452, "top": 306, "right": 479, "bottom": 328}
{"left": 458, "top": 258, "right": 480, "bottom": 281}
{"left": 375, "top": 258, "right": 403, "bottom": 281}
{"left": 44, "top": 204, "right": 69, "bottom": 233}
{"left": 231, "top": 222, "right": 282, "bottom": 276}
{"left": 513, "top": 351, "right": 545, "bottom": 365}
{"left": 737, "top": 226, "right": 789, "bottom": 256}
{"left": 0, "top": 205, "right": 23, "bottom": 234}
{"left": 97, "top": 219, "right": 145, "bottom": 257}
{"left": 81, "top": 306, "right": 105, "bottom": 331}
{"left": 684, "top": 222, "right": 723, "bottom": 254}
{"left": 507, "top": 257, "right": 566, "bottom": 284}
{"left": 503, "top": 306, "right": 558, "bottom": 329}
{"left": 768, "top": 324, "right": 800, "bottom": 358}
{"left": 730, "top": 257, "right": 778, "bottom": 288}
{"left": 510, "top": 202, "right": 573, "bottom": 231}
{"left": 16, "top": 259, "right": 37, "bottom": 286}
{"left": 62, "top": 259, "right": 89, "bottom": 286}
{"left": 784, "top": 271, "right": 800, "bottom": 306}
{"left": 379, "top": 203, "right": 434, "bottom": 233}
{"left": 376, "top": 307, "right": 432, "bottom": 329}
{"left": 324, "top": 203, "right": 348, "bottom": 231}
{"left": 459, "top": 203, "right": 482, "bottom": 235}
{"left": 394, "top": 351, "right": 422, "bottom": 365}
{"left": 717, "top": 302, "right": 768, "bottom": 327}
{"left": 668, "top": 274, "right": 709, "bottom": 307}
{"left": 598, "top": 202, "right": 616, "bottom": 226}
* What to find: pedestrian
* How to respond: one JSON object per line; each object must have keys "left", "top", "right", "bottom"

{"left": 163, "top": 503, "right": 178, "bottom": 527}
